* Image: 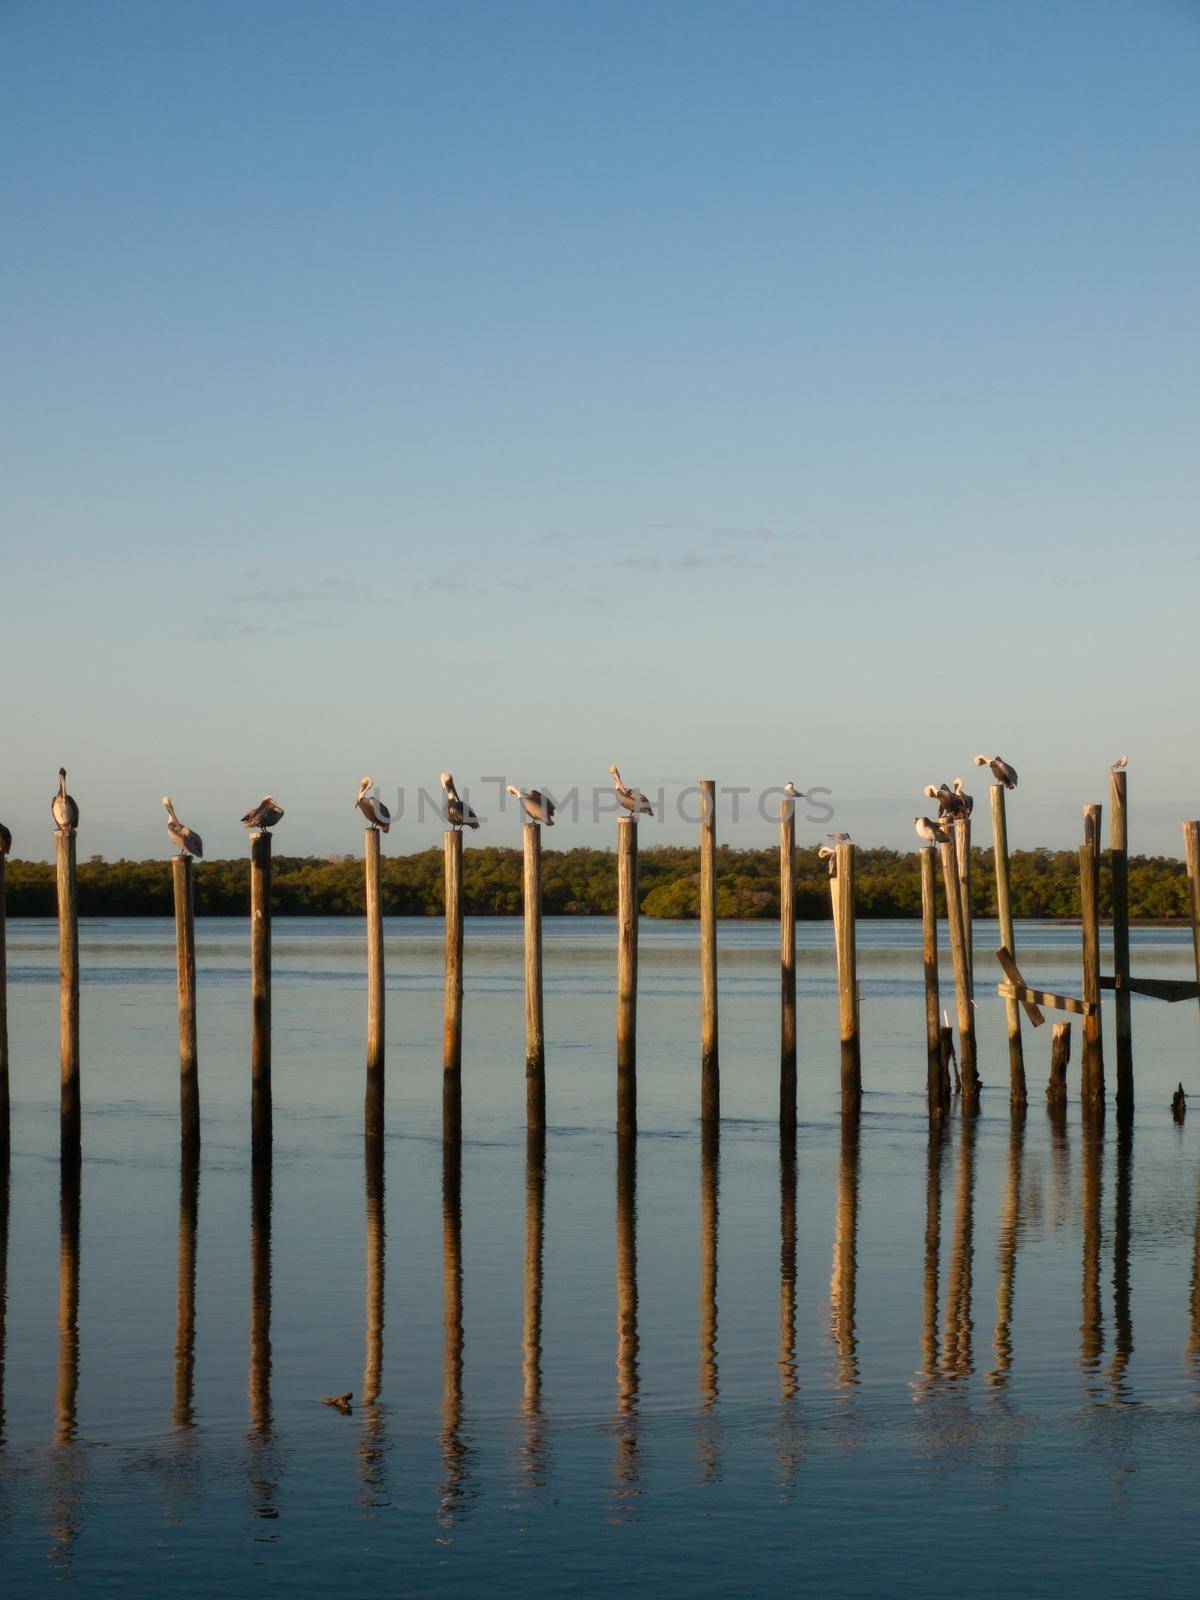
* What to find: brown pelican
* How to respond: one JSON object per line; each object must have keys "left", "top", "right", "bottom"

{"left": 610, "top": 764, "right": 653, "bottom": 819}
{"left": 162, "top": 797, "right": 203, "bottom": 858}
{"left": 241, "top": 796, "right": 285, "bottom": 833}
{"left": 0, "top": 821, "right": 11, "bottom": 856}
{"left": 973, "top": 754, "right": 1018, "bottom": 790}
{"left": 51, "top": 768, "right": 79, "bottom": 831}
{"left": 1112, "top": 755, "right": 1128, "bottom": 772}
{"left": 441, "top": 773, "right": 480, "bottom": 831}
{"left": 923, "top": 783, "right": 965, "bottom": 821}
{"left": 914, "top": 815, "right": 949, "bottom": 847}
{"left": 355, "top": 777, "right": 391, "bottom": 832}
{"left": 952, "top": 778, "right": 974, "bottom": 817}
{"left": 507, "top": 785, "right": 555, "bottom": 826}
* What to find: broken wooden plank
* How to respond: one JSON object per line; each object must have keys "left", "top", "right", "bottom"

{"left": 994, "top": 946, "right": 1046, "bottom": 1028}
{"left": 997, "top": 982, "right": 1095, "bottom": 1018}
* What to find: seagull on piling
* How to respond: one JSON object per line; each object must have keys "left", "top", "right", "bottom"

{"left": 51, "top": 768, "right": 79, "bottom": 832}
{"left": 355, "top": 777, "right": 391, "bottom": 832}
{"left": 241, "top": 796, "right": 285, "bottom": 834}
{"left": 1112, "top": 756, "right": 1128, "bottom": 772}
{"left": 507, "top": 786, "right": 555, "bottom": 826}
{"left": 914, "top": 816, "right": 949, "bottom": 848}
{"left": 826, "top": 831, "right": 852, "bottom": 844}
{"left": 162, "top": 797, "right": 203, "bottom": 858}
{"left": 610, "top": 765, "right": 653, "bottom": 819}
{"left": 784, "top": 781, "right": 804, "bottom": 799}
{"left": 973, "top": 754, "right": 1018, "bottom": 790}
{"left": 441, "top": 773, "right": 480, "bottom": 830}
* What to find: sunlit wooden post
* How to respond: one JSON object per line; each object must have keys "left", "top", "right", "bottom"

{"left": 919, "top": 847, "right": 941, "bottom": 1112}
{"left": 700, "top": 779, "right": 719, "bottom": 1124}
{"left": 56, "top": 825, "right": 81, "bottom": 1165}
{"left": 250, "top": 831, "right": 272, "bottom": 1159}
{"left": 1110, "top": 770, "right": 1132, "bottom": 1117}
{"left": 955, "top": 813, "right": 973, "bottom": 987}
{"left": 1184, "top": 821, "right": 1200, "bottom": 1044}
{"left": 989, "top": 784, "right": 1025, "bottom": 1104}
{"left": 1047, "top": 1022, "right": 1071, "bottom": 1108}
{"left": 616, "top": 816, "right": 638, "bottom": 1137}
{"left": 832, "top": 842, "right": 861, "bottom": 1112}
{"left": 1079, "top": 805, "right": 1104, "bottom": 1116}
{"left": 780, "top": 800, "right": 797, "bottom": 1131}
{"left": 443, "top": 829, "right": 464, "bottom": 1142}
{"left": 172, "top": 855, "right": 200, "bottom": 1150}
{"left": 364, "top": 827, "right": 385, "bottom": 1140}
{"left": 523, "top": 821, "right": 546, "bottom": 1132}
{"left": 939, "top": 836, "right": 977, "bottom": 1102}
{"left": 0, "top": 852, "right": 8, "bottom": 1156}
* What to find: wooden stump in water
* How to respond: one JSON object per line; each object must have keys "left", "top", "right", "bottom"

{"left": 1047, "top": 1022, "right": 1071, "bottom": 1107}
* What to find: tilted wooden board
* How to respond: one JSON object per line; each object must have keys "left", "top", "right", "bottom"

{"left": 997, "top": 981, "right": 1095, "bottom": 1018}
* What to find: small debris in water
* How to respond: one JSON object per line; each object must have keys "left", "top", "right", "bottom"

{"left": 321, "top": 1392, "right": 353, "bottom": 1414}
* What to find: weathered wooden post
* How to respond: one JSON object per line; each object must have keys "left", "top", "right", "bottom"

{"left": 700, "top": 779, "right": 719, "bottom": 1124}
{"left": 364, "top": 826, "right": 385, "bottom": 1140}
{"left": 616, "top": 816, "right": 639, "bottom": 1137}
{"left": 1079, "top": 806, "right": 1104, "bottom": 1116}
{"left": 0, "top": 849, "right": 8, "bottom": 1156}
{"left": 523, "top": 819, "right": 546, "bottom": 1132}
{"left": 56, "top": 822, "right": 81, "bottom": 1165}
{"left": 172, "top": 855, "right": 200, "bottom": 1150}
{"left": 1110, "top": 770, "right": 1132, "bottom": 1117}
{"left": 939, "top": 837, "right": 977, "bottom": 1102}
{"left": 1183, "top": 821, "right": 1200, "bottom": 1043}
{"left": 832, "top": 842, "right": 861, "bottom": 1112}
{"left": 1047, "top": 1022, "right": 1071, "bottom": 1108}
{"left": 955, "top": 813, "right": 973, "bottom": 986}
{"left": 989, "top": 785, "right": 1026, "bottom": 1105}
{"left": 250, "top": 831, "right": 272, "bottom": 1159}
{"left": 780, "top": 800, "right": 797, "bottom": 1130}
{"left": 443, "top": 828, "right": 464, "bottom": 1142}
{"left": 919, "top": 847, "right": 941, "bottom": 1112}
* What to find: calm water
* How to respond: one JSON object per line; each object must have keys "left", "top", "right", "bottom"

{"left": 2, "top": 915, "right": 1200, "bottom": 1595}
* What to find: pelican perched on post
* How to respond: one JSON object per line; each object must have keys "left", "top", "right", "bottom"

{"left": 784, "top": 781, "right": 804, "bottom": 800}
{"left": 610, "top": 765, "right": 653, "bottom": 819}
{"left": 951, "top": 778, "right": 974, "bottom": 817}
{"left": 241, "top": 796, "right": 285, "bottom": 834}
{"left": 1112, "top": 755, "right": 1128, "bottom": 772}
{"left": 355, "top": 777, "right": 391, "bottom": 833}
{"left": 51, "top": 768, "right": 79, "bottom": 832}
{"left": 973, "top": 754, "right": 1018, "bottom": 790}
{"left": 914, "top": 815, "right": 949, "bottom": 848}
{"left": 162, "top": 797, "right": 203, "bottom": 858}
{"left": 441, "top": 773, "right": 480, "bottom": 831}
{"left": 923, "top": 783, "right": 965, "bottom": 821}
{"left": 507, "top": 786, "right": 555, "bottom": 827}
{"left": 0, "top": 820, "right": 11, "bottom": 856}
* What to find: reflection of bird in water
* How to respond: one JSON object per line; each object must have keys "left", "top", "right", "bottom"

{"left": 321, "top": 1392, "right": 353, "bottom": 1414}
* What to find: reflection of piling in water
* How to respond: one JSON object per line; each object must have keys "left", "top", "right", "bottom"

{"left": 522, "top": 1131, "right": 548, "bottom": 1488}
{"left": 1079, "top": 1123, "right": 1104, "bottom": 1384}
{"left": 614, "top": 1131, "right": 640, "bottom": 1504}
{"left": 1109, "top": 1124, "right": 1133, "bottom": 1398}
{"left": 49, "top": 1162, "right": 82, "bottom": 1568}
{"left": 0, "top": 1159, "right": 9, "bottom": 1447}
{"left": 829, "top": 1117, "right": 860, "bottom": 1391}
{"left": 439, "top": 1140, "right": 469, "bottom": 1526}
{"left": 989, "top": 1111, "right": 1025, "bottom": 1390}
{"left": 173, "top": 1144, "right": 200, "bottom": 1430}
{"left": 918, "top": 1119, "right": 947, "bottom": 1389}
{"left": 779, "top": 1132, "right": 797, "bottom": 1403}
{"left": 699, "top": 1124, "right": 719, "bottom": 1411}
{"left": 1189, "top": 1164, "right": 1200, "bottom": 1383}
{"left": 941, "top": 1115, "right": 976, "bottom": 1379}
{"left": 358, "top": 1133, "right": 387, "bottom": 1510}
{"left": 248, "top": 1156, "right": 272, "bottom": 1437}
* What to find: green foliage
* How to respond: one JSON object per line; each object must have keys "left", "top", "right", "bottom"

{"left": 1, "top": 844, "right": 1193, "bottom": 920}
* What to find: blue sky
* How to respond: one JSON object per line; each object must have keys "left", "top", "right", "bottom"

{"left": 2, "top": 0, "right": 1198, "bottom": 859}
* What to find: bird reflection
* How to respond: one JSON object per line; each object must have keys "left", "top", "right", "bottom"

{"left": 1079, "top": 1123, "right": 1104, "bottom": 1396}
{"left": 613, "top": 1131, "right": 640, "bottom": 1515}
{"left": 988, "top": 1111, "right": 1025, "bottom": 1391}
{"left": 940, "top": 1113, "right": 976, "bottom": 1380}
{"left": 247, "top": 1155, "right": 280, "bottom": 1527}
{"left": 829, "top": 1117, "right": 860, "bottom": 1393}
{"left": 173, "top": 1143, "right": 200, "bottom": 1431}
{"left": 438, "top": 1140, "right": 472, "bottom": 1534}
{"left": 697, "top": 1123, "right": 720, "bottom": 1480}
{"left": 1108, "top": 1125, "right": 1133, "bottom": 1402}
{"left": 48, "top": 1161, "right": 83, "bottom": 1569}
{"left": 358, "top": 1133, "right": 389, "bottom": 1515}
{"left": 522, "top": 1131, "right": 549, "bottom": 1498}
{"left": 914, "top": 1118, "right": 948, "bottom": 1395}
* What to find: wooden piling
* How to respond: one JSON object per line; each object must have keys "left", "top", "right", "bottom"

{"left": 989, "top": 785, "right": 1025, "bottom": 1104}
{"left": 0, "top": 853, "right": 8, "bottom": 1156}
{"left": 364, "top": 827, "right": 385, "bottom": 1139}
{"left": 55, "top": 827, "right": 80, "bottom": 1165}
{"left": 832, "top": 842, "right": 861, "bottom": 1112}
{"left": 939, "top": 1022, "right": 957, "bottom": 1102}
{"left": 699, "top": 779, "right": 719, "bottom": 1124}
{"left": 780, "top": 801, "right": 797, "bottom": 1131}
{"left": 939, "top": 837, "right": 977, "bottom": 1102}
{"left": 1110, "top": 771, "right": 1132, "bottom": 1117}
{"left": 1183, "top": 822, "right": 1200, "bottom": 1043}
{"left": 1079, "top": 817, "right": 1104, "bottom": 1116}
{"left": 1047, "top": 1022, "right": 1071, "bottom": 1106}
{"left": 955, "top": 813, "right": 973, "bottom": 986}
{"left": 172, "top": 855, "right": 199, "bottom": 1150}
{"left": 250, "top": 831, "right": 272, "bottom": 1159}
{"left": 443, "top": 829, "right": 464, "bottom": 1142}
{"left": 523, "top": 822, "right": 545, "bottom": 1132}
{"left": 616, "top": 816, "right": 638, "bottom": 1137}
{"left": 919, "top": 847, "right": 941, "bottom": 1110}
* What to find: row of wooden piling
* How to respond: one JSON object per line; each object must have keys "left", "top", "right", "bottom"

{"left": 7, "top": 775, "right": 1200, "bottom": 1162}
